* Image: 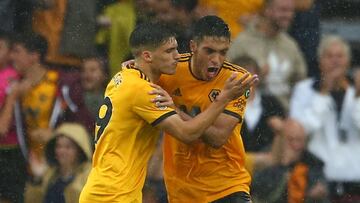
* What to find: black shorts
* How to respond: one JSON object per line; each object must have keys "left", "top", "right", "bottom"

{"left": 0, "top": 147, "right": 27, "bottom": 203}
{"left": 211, "top": 192, "right": 252, "bottom": 203}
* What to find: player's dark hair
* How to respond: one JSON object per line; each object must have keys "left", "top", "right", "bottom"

{"left": 129, "top": 21, "right": 176, "bottom": 57}
{"left": 13, "top": 32, "right": 48, "bottom": 63}
{"left": 191, "top": 15, "right": 231, "bottom": 42}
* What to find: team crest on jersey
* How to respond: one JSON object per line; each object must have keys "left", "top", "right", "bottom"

{"left": 208, "top": 89, "right": 221, "bottom": 102}
{"left": 244, "top": 89, "right": 250, "bottom": 98}
{"left": 113, "top": 73, "right": 122, "bottom": 86}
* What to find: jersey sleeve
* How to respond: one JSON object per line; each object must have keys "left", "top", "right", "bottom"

{"left": 224, "top": 75, "right": 251, "bottom": 123}
{"left": 220, "top": 62, "right": 251, "bottom": 123}
{"left": 224, "top": 92, "right": 249, "bottom": 123}
{"left": 132, "top": 82, "right": 176, "bottom": 126}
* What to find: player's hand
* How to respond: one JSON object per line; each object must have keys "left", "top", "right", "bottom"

{"left": 148, "top": 83, "right": 175, "bottom": 109}
{"left": 221, "top": 73, "right": 259, "bottom": 101}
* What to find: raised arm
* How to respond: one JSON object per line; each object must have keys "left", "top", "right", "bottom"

{"left": 156, "top": 73, "right": 258, "bottom": 144}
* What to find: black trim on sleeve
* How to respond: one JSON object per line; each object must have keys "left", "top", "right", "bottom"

{"left": 151, "top": 110, "right": 177, "bottom": 126}
{"left": 223, "top": 109, "right": 242, "bottom": 123}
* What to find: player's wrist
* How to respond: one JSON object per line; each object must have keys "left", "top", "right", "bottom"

{"left": 214, "top": 91, "right": 231, "bottom": 104}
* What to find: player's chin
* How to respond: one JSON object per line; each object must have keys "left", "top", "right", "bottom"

{"left": 165, "top": 65, "right": 177, "bottom": 75}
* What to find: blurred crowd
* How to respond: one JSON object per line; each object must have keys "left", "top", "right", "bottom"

{"left": 0, "top": 0, "right": 360, "bottom": 203}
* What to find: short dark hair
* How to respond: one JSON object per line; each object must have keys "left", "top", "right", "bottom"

{"left": 191, "top": 15, "right": 231, "bottom": 42}
{"left": 13, "top": 32, "right": 48, "bottom": 63}
{"left": 0, "top": 29, "right": 13, "bottom": 47}
{"left": 129, "top": 22, "right": 176, "bottom": 57}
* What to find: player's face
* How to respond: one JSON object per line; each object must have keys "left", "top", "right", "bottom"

{"left": 190, "top": 36, "right": 230, "bottom": 81}
{"left": 319, "top": 41, "right": 349, "bottom": 79}
{"left": 55, "top": 136, "right": 80, "bottom": 167}
{"left": 151, "top": 37, "right": 180, "bottom": 75}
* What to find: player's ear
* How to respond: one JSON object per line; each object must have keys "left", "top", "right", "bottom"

{"left": 142, "top": 50, "right": 152, "bottom": 62}
{"left": 189, "top": 40, "right": 197, "bottom": 53}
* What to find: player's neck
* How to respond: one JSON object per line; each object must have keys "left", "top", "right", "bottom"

{"left": 190, "top": 57, "right": 203, "bottom": 80}
{"left": 134, "top": 62, "right": 160, "bottom": 83}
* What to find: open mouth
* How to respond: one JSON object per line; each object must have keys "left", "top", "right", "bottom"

{"left": 208, "top": 67, "right": 218, "bottom": 73}
{"left": 206, "top": 67, "right": 220, "bottom": 79}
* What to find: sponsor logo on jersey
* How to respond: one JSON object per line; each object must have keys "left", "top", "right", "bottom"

{"left": 233, "top": 98, "right": 246, "bottom": 112}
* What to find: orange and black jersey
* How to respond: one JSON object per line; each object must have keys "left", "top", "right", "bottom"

{"left": 159, "top": 53, "right": 252, "bottom": 203}
{"left": 80, "top": 66, "right": 176, "bottom": 203}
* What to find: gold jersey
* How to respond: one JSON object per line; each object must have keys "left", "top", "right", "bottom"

{"left": 80, "top": 66, "right": 176, "bottom": 203}
{"left": 22, "top": 70, "right": 59, "bottom": 159}
{"left": 159, "top": 54, "right": 252, "bottom": 202}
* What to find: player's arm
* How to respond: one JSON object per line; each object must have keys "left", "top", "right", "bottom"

{"left": 198, "top": 80, "right": 257, "bottom": 148}
{"left": 156, "top": 73, "right": 258, "bottom": 144}
{"left": 174, "top": 109, "right": 238, "bottom": 148}
{"left": 201, "top": 113, "right": 239, "bottom": 148}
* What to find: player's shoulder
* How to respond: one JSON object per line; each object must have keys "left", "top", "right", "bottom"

{"left": 120, "top": 64, "right": 151, "bottom": 85}
{"left": 222, "top": 61, "right": 249, "bottom": 75}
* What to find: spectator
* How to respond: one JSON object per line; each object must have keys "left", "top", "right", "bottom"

{"left": 25, "top": 123, "right": 92, "bottom": 203}
{"left": 0, "top": 30, "right": 26, "bottom": 203}
{"left": 252, "top": 118, "right": 329, "bottom": 203}
{"left": 227, "top": 0, "right": 307, "bottom": 111}
{"left": 155, "top": 0, "right": 198, "bottom": 53}
{"left": 80, "top": 57, "right": 108, "bottom": 118}
{"left": 10, "top": 32, "right": 94, "bottom": 179}
{"left": 290, "top": 35, "right": 360, "bottom": 203}
{"left": 233, "top": 55, "right": 286, "bottom": 152}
